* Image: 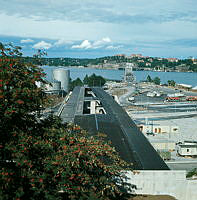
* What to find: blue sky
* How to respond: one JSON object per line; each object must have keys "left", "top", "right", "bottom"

{"left": 0, "top": 0, "right": 197, "bottom": 58}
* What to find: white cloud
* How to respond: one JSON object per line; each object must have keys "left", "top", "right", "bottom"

{"left": 92, "top": 37, "right": 111, "bottom": 49}
{"left": 102, "top": 37, "right": 111, "bottom": 43}
{"left": 20, "top": 38, "right": 34, "bottom": 43}
{"left": 71, "top": 40, "right": 92, "bottom": 49}
{"left": 0, "top": 1, "right": 197, "bottom": 58}
{"left": 71, "top": 37, "right": 112, "bottom": 50}
{"left": 54, "top": 38, "right": 73, "bottom": 46}
{"left": 0, "top": 0, "right": 196, "bottom": 24}
{"left": 33, "top": 41, "right": 52, "bottom": 49}
{"left": 106, "top": 45, "right": 123, "bottom": 50}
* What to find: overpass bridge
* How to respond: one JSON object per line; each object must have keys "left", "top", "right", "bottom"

{"left": 60, "top": 86, "right": 169, "bottom": 170}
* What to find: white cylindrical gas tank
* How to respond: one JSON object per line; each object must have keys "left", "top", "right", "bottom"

{"left": 53, "top": 68, "right": 70, "bottom": 93}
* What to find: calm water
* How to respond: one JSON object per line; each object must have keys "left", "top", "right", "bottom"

{"left": 42, "top": 66, "right": 197, "bottom": 87}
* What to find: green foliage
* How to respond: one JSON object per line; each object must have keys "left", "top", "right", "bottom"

{"left": 84, "top": 73, "right": 106, "bottom": 87}
{"left": 189, "top": 64, "right": 197, "bottom": 72}
{"left": 0, "top": 43, "right": 132, "bottom": 199}
{"left": 70, "top": 74, "right": 106, "bottom": 91}
{"left": 70, "top": 78, "right": 83, "bottom": 91}
{"left": 167, "top": 80, "right": 176, "bottom": 87}
{"left": 0, "top": 44, "right": 47, "bottom": 128}
{"left": 6, "top": 51, "right": 197, "bottom": 72}
{"left": 1, "top": 117, "right": 130, "bottom": 199}
{"left": 83, "top": 74, "right": 89, "bottom": 85}
{"left": 146, "top": 75, "right": 152, "bottom": 82}
{"left": 153, "top": 77, "right": 161, "bottom": 85}
{"left": 146, "top": 75, "right": 160, "bottom": 85}
{"left": 33, "top": 49, "right": 48, "bottom": 65}
{"left": 186, "top": 168, "right": 197, "bottom": 178}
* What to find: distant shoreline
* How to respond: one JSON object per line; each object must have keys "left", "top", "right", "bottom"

{"left": 42, "top": 65, "right": 196, "bottom": 73}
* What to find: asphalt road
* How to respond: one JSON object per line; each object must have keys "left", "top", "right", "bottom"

{"left": 119, "top": 84, "right": 197, "bottom": 111}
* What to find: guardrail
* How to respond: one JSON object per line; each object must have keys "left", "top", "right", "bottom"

{"left": 56, "top": 92, "right": 72, "bottom": 117}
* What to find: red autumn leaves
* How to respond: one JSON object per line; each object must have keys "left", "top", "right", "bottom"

{"left": 0, "top": 56, "right": 46, "bottom": 118}
{"left": 16, "top": 100, "right": 24, "bottom": 104}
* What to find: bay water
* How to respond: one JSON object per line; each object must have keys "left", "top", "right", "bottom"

{"left": 42, "top": 66, "right": 197, "bottom": 87}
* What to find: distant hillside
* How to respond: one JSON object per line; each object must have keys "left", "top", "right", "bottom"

{"left": 10, "top": 55, "right": 197, "bottom": 72}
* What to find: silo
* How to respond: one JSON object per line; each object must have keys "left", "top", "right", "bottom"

{"left": 53, "top": 68, "right": 70, "bottom": 93}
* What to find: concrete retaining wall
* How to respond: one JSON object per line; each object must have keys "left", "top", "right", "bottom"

{"left": 125, "top": 170, "right": 197, "bottom": 200}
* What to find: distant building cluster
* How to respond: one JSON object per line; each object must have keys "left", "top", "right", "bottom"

{"left": 114, "top": 53, "right": 197, "bottom": 63}
{"left": 130, "top": 54, "right": 144, "bottom": 58}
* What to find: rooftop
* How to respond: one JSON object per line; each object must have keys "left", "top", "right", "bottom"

{"left": 60, "top": 86, "right": 169, "bottom": 170}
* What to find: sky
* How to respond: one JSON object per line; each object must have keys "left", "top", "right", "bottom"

{"left": 0, "top": 0, "right": 197, "bottom": 58}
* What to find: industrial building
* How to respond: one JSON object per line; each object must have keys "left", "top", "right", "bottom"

{"left": 36, "top": 68, "right": 70, "bottom": 95}
{"left": 60, "top": 86, "right": 169, "bottom": 170}
{"left": 177, "top": 141, "right": 197, "bottom": 156}
{"left": 44, "top": 80, "right": 61, "bottom": 94}
{"left": 53, "top": 68, "right": 70, "bottom": 93}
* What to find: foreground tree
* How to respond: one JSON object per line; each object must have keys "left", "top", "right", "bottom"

{"left": 0, "top": 43, "right": 132, "bottom": 199}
